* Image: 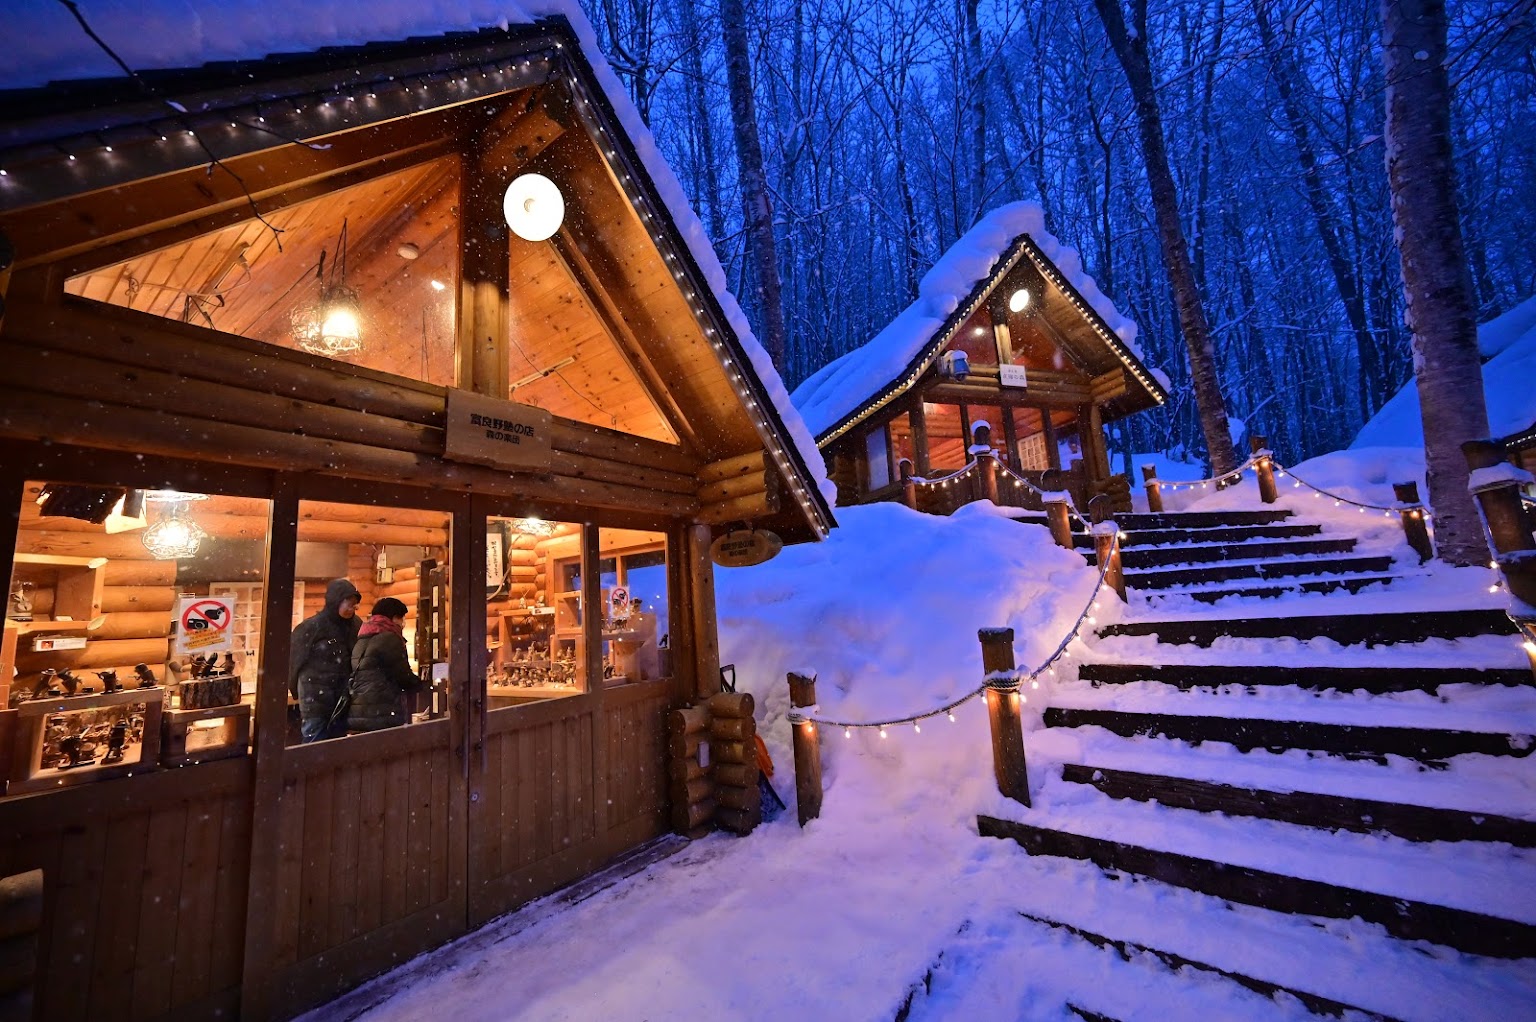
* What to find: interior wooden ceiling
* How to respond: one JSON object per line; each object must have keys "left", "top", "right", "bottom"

{"left": 57, "top": 78, "right": 767, "bottom": 452}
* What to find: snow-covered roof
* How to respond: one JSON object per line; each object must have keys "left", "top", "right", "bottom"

{"left": 791, "top": 201, "right": 1167, "bottom": 444}
{"left": 1, "top": 0, "right": 837, "bottom": 528}
{"left": 1353, "top": 295, "right": 1536, "bottom": 451}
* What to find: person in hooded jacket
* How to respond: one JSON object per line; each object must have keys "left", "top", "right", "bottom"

{"left": 290, "top": 578, "right": 361, "bottom": 742}
{"left": 347, "top": 597, "right": 422, "bottom": 732}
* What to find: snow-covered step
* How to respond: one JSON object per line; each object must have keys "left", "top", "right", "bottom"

{"left": 1112, "top": 509, "right": 1298, "bottom": 531}
{"left": 1100, "top": 537, "right": 1359, "bottom": 570}
{"left": 1076, "top": 660, "right": 1533, "bottom": 694}
{"left": 1138, "top": 573, "right": 1400, "bottom": 604}
{"left": 1073, "top": 522, "right": 1324, "bottom": 549}
{"left": 1124, "top": 553, "right": 1395, "bottom": 590}
{"left": 978, "top": 851, "right": 1536, "bottom": 1021}
{"left": 1059, "top": 763, "right": 1536, "bottom": 846}
{"left": 978, "top": 798, "right": 1536, "bottom": 958}
{"left": 1042, "top": 707, "right": 1535, "bottom": 762}
{"left": 1097, "top": 607, "right": 1514, "bottom": 647}
{"left": 1029, "top": 721, "right": 1536, "bottom": 822}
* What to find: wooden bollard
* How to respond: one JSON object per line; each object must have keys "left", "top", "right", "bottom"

{"left": 1496, "top": 552, "right": 1536, "bottom": 682}
{"left": 978, "top": 628, "right": 1030, "bottom": 806}
{"left": 972, "top": 422, "right": 1000, "bottom": 505}
{"left": 1250, "top": 436, "right": 1278, "bottom": 504}
{"left": 787, "top": 671, "right": 823, "bottom": 827}
{"left": 1393, "top": 481, "right": 1435, "bottom": 563}
{"left": 1088, "top": 495, "right": 1126, "bottom": 601}
{"left": 1464, "top": 439, "right": 1536, "bottom": 556}
{"left": 708, "top": 690, "right": 761, "bottom": 834}
{"left": 668, "top": 704, "right": 715, "bottom": 837}
{"left": 900, "top": 459, "right": 917, "bottom": 510}
{"left": 1041, "top": 469, "right": 1075, "bottom": 550}
{"left": 1141, "top": 464, "right": 1164, "bottom": 513}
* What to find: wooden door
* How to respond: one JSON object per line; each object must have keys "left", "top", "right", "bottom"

{"left": 244, "top": 491, "right": 471, "bottom": 1022}
{"left": 464, "top": 507, "right": 674, "bottom": 928}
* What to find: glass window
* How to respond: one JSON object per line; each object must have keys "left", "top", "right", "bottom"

{"left": 1012, "top": 407, "right": 1051, "bottom": 471}
{"left": 5, "top": 482, "right": 270, "bottom": 794}
{"left": 924, "top": 403, "right": 968, "bottom": 471}
{"left": 596, "top": 528, "right": 670, "bottom": 686}
{"left": 65, "top": 159, "right": 460, "bottom": 387}
{"left": 947, "top": 308, "right": 999, "bottom": 366}
{"left": 889, "top": 413, "right": 915, "bottom": 477}
{"left": 865, "top": 427, "right": 891, "bottom": 490}
{"left": 288, "top": 499, "right": 452, "bottom": 744}
{"left": 487, "top": 518, "right": 584, "bottom": 708}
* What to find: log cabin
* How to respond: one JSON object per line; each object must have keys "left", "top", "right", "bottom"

{"left": 0, "top": 5, "right": 833, "bottom": 1019}
{"left": 793, "top": 204, "right": 1169, "bottom": 515}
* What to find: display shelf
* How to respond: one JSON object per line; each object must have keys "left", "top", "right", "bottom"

{"left": 161, "top": 703, "right": 251, "bottom": 766}
{"left": 8, "top": 687, "right": 164, "bottom": 794}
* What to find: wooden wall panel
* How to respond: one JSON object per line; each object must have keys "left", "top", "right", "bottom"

{"left": 0, "top": 762, "right": 251, "bottom": 1022}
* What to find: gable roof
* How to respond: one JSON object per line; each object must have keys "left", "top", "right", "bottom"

{"left": 792, "top": 202, "right": 1168, "bottom": 446}
{"left": 0, "top": 0, "right": 836, "bottom": 538}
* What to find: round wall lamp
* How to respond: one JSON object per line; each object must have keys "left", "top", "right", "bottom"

{"left": 503, "top": 174, "right": 565, "bottom": 241}
{"left": 1009, "top": 288, "right": 1031, "bottom": 313}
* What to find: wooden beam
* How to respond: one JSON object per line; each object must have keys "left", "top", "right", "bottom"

{"left": 477, "top": 87, "right": 572, "bottom": 177}
{"left": 547, "top": 232, "right": 701, "bottom": 451}
{"left": 925, "top": 381, "right": 1093, "bottom": 408}
{"left": 909, "top": 397, "right": 931, "bottom": 477}
{"left": 2, "top": 106, "right": 489, "bottom": 273}
{"left": 457, "top": 145, "right": 510, "bottom": 399}
{"left": 686, "top": 524, "right": 720, "bottom": 701}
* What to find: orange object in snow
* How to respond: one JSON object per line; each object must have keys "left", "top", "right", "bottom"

{"left": 754, "top": 734, "right": 774, "bottom": 778}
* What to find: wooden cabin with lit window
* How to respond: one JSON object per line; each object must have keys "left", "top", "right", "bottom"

{"left": 793, "top": 204, "right": 1168, "bottom": 515}
{"left": 0, "top": 8, "right": 832, "bottom": 1021}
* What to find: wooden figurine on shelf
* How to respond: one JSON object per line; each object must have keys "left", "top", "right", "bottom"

{"left": 56, "top": 669, "right": 81, "bottom": 697}
{"left": 30, "top": 668, "right": 58, "bottom": 700}
{"left": 101, "top": 720, "right": 128, "bottom": 764}
{"left": 133, "top": 663, "right": 157, "bottom": 688}
{"left": 8, "top": 579, "right": 34, "bottom": 622}
{"left": 96, "top": 669, "right": 120, "bottom": 693}
{"left": 57, "top": 732, "right": 96, "bottom": 769}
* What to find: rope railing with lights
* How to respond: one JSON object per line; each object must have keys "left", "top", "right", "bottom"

{"left": 783, "top": 530, "right": 1124, "bottom": 815}
{"left": 785, "top": 531, "right": 1121, "bottom": 738}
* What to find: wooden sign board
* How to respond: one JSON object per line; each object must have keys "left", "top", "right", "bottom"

{"left": 444, "top": 389, "right": 554, "bottom": 471}
{"left": 998, "top": 363, "right": 1029, "bottom": 389}
{"left": 710, "top": 529, "right": 783, "bottom": 568}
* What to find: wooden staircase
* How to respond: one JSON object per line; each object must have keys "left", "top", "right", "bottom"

{"left": 979, "top": 506, "right": 1536, "bottom": 1017}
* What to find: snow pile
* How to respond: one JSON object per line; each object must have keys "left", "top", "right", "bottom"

{"left": 716, "top": 500, "right": 1098, "bottom": 803}
{"left": 1, "top": 0, "right": 836, "bottom": 507}
{"left": 1353, "top": 295, "right": 1536, "bottom": 449}
{"left": 792, "top": 202, "right": 1157, "bottom": 439}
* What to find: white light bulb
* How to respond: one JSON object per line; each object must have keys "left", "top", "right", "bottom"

{"left": 1009, "top": 288, "right": 1030, "bottom": 313}
{"left": 503, "top": 173, "right": 564, "bottom": 241}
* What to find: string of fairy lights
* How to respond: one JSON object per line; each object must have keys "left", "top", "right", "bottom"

{"left": 784, "top": 531, "right": 1122, "bottom": 739}
{"left": 907, "top": 456, "right": 1091, "bottom": 526}
{"left": 1146, "top": 450, "right": 1432, "bottom": 520}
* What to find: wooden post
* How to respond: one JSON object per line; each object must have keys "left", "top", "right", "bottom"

{"left": 786, "top": 671, "right": 823, "bottom": 826}
{"left": 456, "top": 150, "right": 511, "bottom": 398}
{"left": 1393, "top": 481, "right": 1435, "bottom": 563}
{"left": 1041, "top": 469, "right": 1075, "bottom": 550}
{"left": 1141, "top": 464, "right": 1164, "bottom": 513}
{"left": 978, "top": 628, "right": 1030, "bottom": 806}
{"left": 1463, "top": 439, "right": 1536, "bottom": 556}
{"left": 899, "top": 459, "right": 917, "bottom": 510}
{"left": 1088, "top": 495, "right": 1126, "bottom": 601}
{"left": 1250, "top": 435, "right": 1278, "bottom": 504}
{"left": 1498, "top": 552, "right": 1536, "bottom": 682}
{"left": 910, "top": 400, "right": 931, "bottom": 477}
{"left": 0, "top": 230, "right": 13, "bottom": 334}
{"left": 972, "top": 422, "right": 1000, "bottom": 505}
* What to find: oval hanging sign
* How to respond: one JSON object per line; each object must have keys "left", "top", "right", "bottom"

{"left": 710, "top": 528, "right": 783, "bottom": 568}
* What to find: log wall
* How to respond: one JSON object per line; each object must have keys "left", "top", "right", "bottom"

{"left": 0, "top": 759, "right": 252, "bottom": 1021}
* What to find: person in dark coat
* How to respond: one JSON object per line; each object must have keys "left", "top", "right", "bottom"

{"left": 290, "top": 578, "right": 361, "bottom": 743}
{"left": 347, "top": 597, "right": 421, "bottom": 732}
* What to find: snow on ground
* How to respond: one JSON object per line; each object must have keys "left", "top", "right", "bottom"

{"left": 311, "top": 475, "right": 1536, "bottom": 1021}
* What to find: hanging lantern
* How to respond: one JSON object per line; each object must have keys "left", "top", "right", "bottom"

{"left": 510, "top": 517, "right": 557, "bottom": 537}
{"left": 503, "top": 174, "right": 564, "bottom": 241}
{"left": 293, "top": 220, "right": 364, "bottom": 358}
{"left": 141, "top": 502, "right": 207, "bottom": 560}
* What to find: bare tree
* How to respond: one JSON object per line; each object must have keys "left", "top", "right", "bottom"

{"left": 1092, "top": 0, "right": 1240, "bottom": 473}
{"left": 721, "top": 0, "right": 790, "bottom": 369}
{"left": 1381, "top": 0, "right": 1489, "bottom": 565}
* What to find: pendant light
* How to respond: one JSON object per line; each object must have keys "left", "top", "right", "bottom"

{"left": 293, "top": 219, "right": 364, "bottom": 357}
{"left": 503, "top": 174, "right": 564, "bottom": 241}
{"left": 140, "top": 490, "right": 209, "bottom": 560}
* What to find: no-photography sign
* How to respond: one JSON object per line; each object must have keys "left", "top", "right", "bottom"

{"left": 176, "top": 595, "right": 236, "bottom": 654}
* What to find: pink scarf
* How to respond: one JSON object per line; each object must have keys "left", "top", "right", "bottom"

{"left": 358, "top": 614, "right": 404, "bottom": 638}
